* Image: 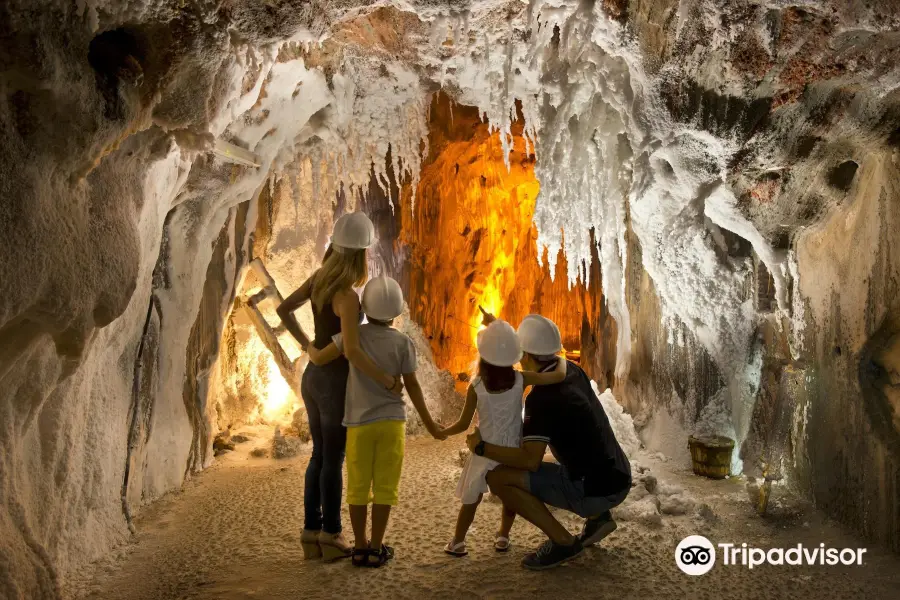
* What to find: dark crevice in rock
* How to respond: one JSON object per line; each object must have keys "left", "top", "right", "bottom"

{"left": 88, "top": 27, "right": 149, "bottom": 119}
{"left": 888, "top": 127, "right": 900, "bottom": 148}
{"left": 795, "top": 135, "right": 819, "bottom": 158}
{"left": 661, "top": 80, "right": 772, "bottom": 141}
{"left": 827, "top": 160, "right": 859, "bottom": 192}
{"left": 122, "top": 295, "right": 162, "bottom": 529}
{"left": 858, "top": 317, "right": 900, "bottom": 456}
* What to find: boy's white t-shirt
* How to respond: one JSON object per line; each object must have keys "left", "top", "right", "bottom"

{"left": 333, "top": 323, "right": 417, "bottom": 427}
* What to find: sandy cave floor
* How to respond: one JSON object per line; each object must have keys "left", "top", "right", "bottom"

{"left": 67, "top": 435, "right": 900, "bottom": 600}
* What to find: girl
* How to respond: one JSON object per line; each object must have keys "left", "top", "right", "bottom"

{"left": 440, "top": 319, "right": 566, "bottom": 556}
{"left": 277, "top": 212, "right": 401, "bottom": 562}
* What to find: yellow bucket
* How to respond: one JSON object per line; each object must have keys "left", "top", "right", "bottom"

{"left": 688, "top": 435, "right": 735, "bottom": 479}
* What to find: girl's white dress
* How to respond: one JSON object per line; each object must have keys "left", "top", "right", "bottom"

{"left": 456, "top": 373, "right": 524, "bottom": 504}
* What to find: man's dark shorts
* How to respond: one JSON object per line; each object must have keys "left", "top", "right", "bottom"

{"left": 527, "top": 462, "right": 629, "bottom": 518}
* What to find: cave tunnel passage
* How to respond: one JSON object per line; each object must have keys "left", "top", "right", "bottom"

{"left": 212, "top": 93, "right": 609, "bottom": 444}
{"left": 6, "top": 2, "right": 900, "bottom": 597}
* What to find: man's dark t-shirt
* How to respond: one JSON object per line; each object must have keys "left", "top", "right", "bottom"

{"left": 522, "top": 361, "right": 632, "bottom": 497}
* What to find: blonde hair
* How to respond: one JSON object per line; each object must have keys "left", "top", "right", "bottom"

{"left": 312, "top": 245, "right": 368, "bottom": 310}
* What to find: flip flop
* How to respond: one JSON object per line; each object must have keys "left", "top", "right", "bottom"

{"left": 494, "top": 536, "right": 511, "bottom": 552}
{"left": 444, "top": 540, "right": 468, "bottom": 557}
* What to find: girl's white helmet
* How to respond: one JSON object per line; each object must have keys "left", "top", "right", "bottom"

{"left": 332, "top": 212, "right": 375, "bottom": 251}
{"left": 517, "top": 314, "right": 562, "bottom": 356}
{"left": 477, "top": 320, "right": 523, "bottom": 367}
{"left": 362, "top": 275, "right": 404, "bottom": 321}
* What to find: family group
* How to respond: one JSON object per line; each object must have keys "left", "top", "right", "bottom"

{"left": 276, "top": 212, "right": 632, "bottom": 571}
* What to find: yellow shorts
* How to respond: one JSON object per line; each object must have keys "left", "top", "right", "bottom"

{"left": 346, "top": 420, "right": 405, "bottom": 506}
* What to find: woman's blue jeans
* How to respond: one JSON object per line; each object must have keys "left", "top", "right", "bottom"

{"left": 300, "top": 359, "right": 349, "bottom": 534}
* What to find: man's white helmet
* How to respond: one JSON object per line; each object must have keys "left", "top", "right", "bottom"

{"left": 517, "top": 314, "right": 562, "bottom": 356}
{"left": 332, "top": 212, "right": 375, "bottom": 251}
{"left": 476, "top": 320, "right": 523, "bottom": 367}
{"left": 362, "top": 275, "right": 404, "bottom": 321}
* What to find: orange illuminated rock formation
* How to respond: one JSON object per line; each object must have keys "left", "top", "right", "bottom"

{"left": 400, "top": 95, "right": 596, "bottom": 377}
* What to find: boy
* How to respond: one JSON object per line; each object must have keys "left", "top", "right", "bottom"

{"left": 307, "top": 275, "right": 444, "bottom": 568}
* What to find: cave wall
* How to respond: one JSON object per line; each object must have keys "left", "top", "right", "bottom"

{"left": 0, "top": 127, "right": 188, "bottom": 598}
{"left": 790, "top": 150, "right": 900, "bottom": 551}
{"left": 615, "top": 0, "right": 900, "bottom": 549}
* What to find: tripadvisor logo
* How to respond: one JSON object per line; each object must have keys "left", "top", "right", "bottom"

{"left": 675, "top": 535, "right": 867, "bottom": 575}
{"left": 676, "top": 535, "right": 716, "bottom": 575}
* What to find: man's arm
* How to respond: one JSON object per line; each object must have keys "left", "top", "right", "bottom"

{"left": 404, "top": 372, "right": 445, "bottom": 440}
{"left": 466, "top": 429, "right": 546, "bottom": 472}
{"left": 521, "top": 356, "right": 567, "bottom": 386}
{"left": 276, "top": 276, "right": 313, "bottom": 351}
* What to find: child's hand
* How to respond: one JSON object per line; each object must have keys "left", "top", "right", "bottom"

{"left": 428, "top": 423, "right": 448, "bottom": 441}
{"left": 479, "top": 305, "right": 497, "bottom": 325}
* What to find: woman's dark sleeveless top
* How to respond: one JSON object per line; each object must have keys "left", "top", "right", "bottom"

{"left": 309, "top": 276, "right": 360, "bottom": 370}
{"left": 311, "top": 295, "right": 343, "bottom": 351}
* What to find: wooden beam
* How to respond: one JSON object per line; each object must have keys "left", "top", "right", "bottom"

{"left": 249, "top": 258, "right": 285, "bottom": 304}
{"left": 237, "top": 297, "right": 300, "bottom": 391}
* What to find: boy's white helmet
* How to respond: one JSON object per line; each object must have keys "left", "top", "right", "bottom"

{"left": 332, "top": 212, "right": 375, "bottom": 251}
{"left": 362, "top": 275, "right": 404, "bottom": 321}
{"left": 477, "top": 320, "right": 523, "bottom": 367}
{"left": 517, "top": 314, "right": 562, "bottom": 356}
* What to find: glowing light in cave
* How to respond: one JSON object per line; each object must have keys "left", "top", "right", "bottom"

{"left": 401, "top": 100, "right": 584, "bottom": 376}
{"left": 260, "top": 355, "right": 292, "bottom": 423}
{"left": 466, "top": 171, "right": 538, "bottom": 346}
{"left": 237, "top": 330, "right": 298, "bottom": 426}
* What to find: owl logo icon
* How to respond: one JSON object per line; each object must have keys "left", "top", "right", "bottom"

{"left": 676, "top": 535, "right": 716, "bottom": 575}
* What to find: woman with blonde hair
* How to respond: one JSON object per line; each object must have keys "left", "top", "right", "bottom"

{"left": 277, "top": 212, "right": 400, "bottom": 562}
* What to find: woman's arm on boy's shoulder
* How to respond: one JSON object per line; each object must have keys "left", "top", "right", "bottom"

{"left": 520, "top": 356, "right": 567, "bottom": 386}
{"left": 307, "top": 341, "right": 341, "bottom": 366}
{"left": 439, "top": 385, "right": 478, "bottom": 437}
{"left": 334, "top": 289, "right": 401, "bottom": 393}
{"left": 403, "top": 372, "right": 445, "bottom": 440}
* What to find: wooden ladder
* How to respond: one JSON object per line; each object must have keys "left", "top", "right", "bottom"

{"left": 238, "top": 258, "right": 302, "bottom": 391}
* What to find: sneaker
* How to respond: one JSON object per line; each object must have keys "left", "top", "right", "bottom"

{"left": 521, "top": 538, "right": 584, "bottom": 571}
{"left": 579, "top": 511, "right": 617, "bottom": 546}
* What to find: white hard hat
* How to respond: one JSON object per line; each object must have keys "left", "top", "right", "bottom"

{"left": 362, "top": 275, "right": 404, "bottom": 321}
{"left": 477, "top": 320, "right": 523, "bottom": 367}
{"left": 517, "top": 314, "right": 562, "bottom": 355}
{"left": 332, "top": 212, "right": 375, "bottom": 251}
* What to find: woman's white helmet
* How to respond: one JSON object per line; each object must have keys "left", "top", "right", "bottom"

{"left": 476, "top": 320, "right": 523, "bottom": 367}
{"left": 332, "top": 212, "right": 375, "bottom": 251}
{"left": 517, "top": 314, "right": 562, "bottom": 356}
{"left": 362, "top": 275, "right": 404, "bottom": 321}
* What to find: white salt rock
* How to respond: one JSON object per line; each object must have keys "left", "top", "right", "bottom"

{"left": 659, "top": 492, "right": 698, "bottom": 516}
{"left": 592, "top": 385, "right": 642, "bottom": 458}
{"left": 615, "top": 495, "right": 662, "bottom": 527}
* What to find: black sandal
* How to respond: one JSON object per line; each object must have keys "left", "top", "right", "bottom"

{"left": 369, "top": 544, "right": 394, "bottom": 568}
{"left": 351, "top": 548, "right": 377, "bottom": 567}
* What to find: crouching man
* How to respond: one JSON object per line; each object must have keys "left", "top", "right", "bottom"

{"left": 466, "top": 314, "right": 632, "bottom": 570}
